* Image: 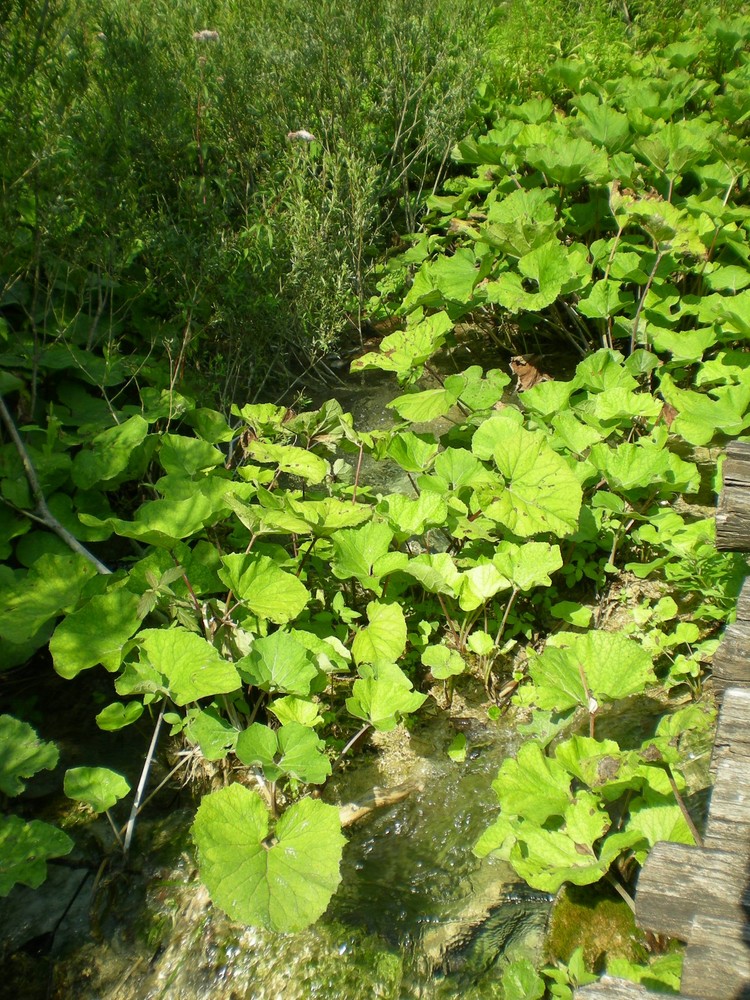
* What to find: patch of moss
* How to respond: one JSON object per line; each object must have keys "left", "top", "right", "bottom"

{"left": 546, "top": 884, "right": 648, "bottom": 972}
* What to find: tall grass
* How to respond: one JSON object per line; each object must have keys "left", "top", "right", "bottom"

{"left": 0, "top": 0, "right": 489, "bottom": 405}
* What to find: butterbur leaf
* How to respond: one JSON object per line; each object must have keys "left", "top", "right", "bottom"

{"left": 159, "top": 434, "right": 224, "bottom": 476}
{"left": 422, "top": 644, "right": 465, "bottom": 679}
{"left": 0, "top": 815, "right": 73, "bottom": 895}
{"left": 0, "top": 716, "right": 59, "bottom": 796}
{"left": 386, "top": 432, "right": 439, "bottom": 473}
{"left": 352, "top": 601, "right": 407, "bottom": 665}
{"left": 376, "top": 493, "right": 448, "bottom": 540}
{"left": 590, "top": 438, "right": 699, "bottom": 494}
{"left": 608, "top": 954, "right": 683, "bottom": 991}
{"left": 0, "top": 553, "right": 97, "bottom": 644}
{"left": 276, "top": 722, "right": 331, "bottom": 784}
{"left": 457, "top": 366, "right": 510, "bottom": 410}
{"left": 492, "top": 541, "right": 562, "bottom": 592}
{"left": 467, "top": 631, "right": 494, "bottom": 656}
{"left": 193, "top": 786, "right": 345, "bottom": 932}
{"left": 72, "top": 415, "right": 149, "bottom": 490}
{"left": 50, "top": 589, "right": 143, "bottom": 678}
{"left": 239, "top": 631, "right": 319, "bottom": 696}
{"left": 404, "top": 247, "right": 481, "bottom": 309}
{"left": 486, "top": 241, "right": 575, "bottom": 313}
{"left": 526, "top": 137, "right": 609, "bottom": 186}
{"left": 574, "top": 350, "right": 636, "bottom": 392}
{"left": 186, "top": 707, "right": 239, "bottom": 760}
{"left": 658, "top": 372, "right": 750, "bottom": 445}
{"left": 245, "top": 441, "right": 328, "bottom": 484}
{"left": 95, "top": 701, "right": 144, "bottom": 731}
{"left": 350, "top": 311, "right": 453, "bottom": 384}
{"left": 236, "top": 723, "right": 280, "bottom": 779}
{"left": 346, "top": 661, "right": 427, "bottom": 731}
{"left": 482, "top": 187, "right": 560, "bottom": 257}
{"left": 626, "top": 790, "right": 694, "bottom": 857}
{"left": 331, "top": 522, "right": 395, "bottom": 594}
{"left": 429, "top": 447, "right": 490, "bottom": 494}
{"left": 458, "top": 562, "right": 511, "bottom": 611}
{"left": 509, "top": 823, "right": 610, "bottom": 892}
{"left": 573, "top": 96, "right": 631, "bottom": 152}
{"left": 237, "top": 720, "right": 330, "bottom": 784}
{"left": 502, "top": 959, "right": 546, "bottom": 1000}
{"left": 473, "top": 415, "right": 582, "bottom": 537}
{"left": 398, "top": 552, "right": 461, "bottom": 595}
{"left": 139, "top": 627, "right": 241, "bottom": 705}
{"left": 549, "top": 601, "right": 592, "bottom": 627}
{"left": 64, "top": 766, "right": 130, "bottom": 813}
{"left": 577, "top": 279, "right": 634, "bottom": 319}
{"left": 81, "top": 494, "right": 226, "bottom": 546}
{"left": 276, "top": 496, "right": 372, "bottom": 537}
{"left": 528, "top": 632, "right": 656, "bottom": 712}
{"left": 387, "top": 383, "right": 463, "bottom": 423}
{"left": 268, "top": 696, "right": 323, "bottom": 728}
{"left": 490, "top": 742, "right": 571, "bottom": 824}
{"left": 219, "top": 553, "right": 310, "bottom": 623}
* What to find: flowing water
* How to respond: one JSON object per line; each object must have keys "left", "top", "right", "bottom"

{"left": 4, "top": 337, "right": 707, "bottom": 998}
{"left": 1, "top": 339, "right": 555, "bottom": 998}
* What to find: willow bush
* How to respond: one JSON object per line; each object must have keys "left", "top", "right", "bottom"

{"left": 0, "top": 0, "right": 489, "bottom": 407}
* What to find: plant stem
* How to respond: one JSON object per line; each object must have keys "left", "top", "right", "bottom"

{"left": 630, "top": 249, "right": 664, "bottom": 354}
{"left": 485, "top": 587, "right": 519, "bottom": 692}
{"left": 352, "top": 443, "right": 364, "bottom": 503}
{"left": 123, "top": 698, "right": 166, "bottom": 856}
{"left": 339, "top": 723, "right": 371, "bottom": 758}
{"left": 0, "top": 394, "right": 111, "bottom": 574}
{"left": 605, "top": 871, "right": 636, "bottom": 913}
{"left": 666, "top": 766, "right": 704, "bottom": 848}
{"left": 133, "top": 754, "right": 191, "bottom": 816}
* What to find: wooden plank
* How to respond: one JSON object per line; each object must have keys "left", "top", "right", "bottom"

{"left": 704, "top": 755, "right": 750, "bottom": 850}
{"left": 710, "top": 583, "right": 750, "bottom": 693}
{"left": 716, "top": 441, "right": 750, "bottom": 550}
{"left": 635, "top": 843, "right": 745, "bottom": 939}
{"left": 680, "top": 913, "right": 750, "bottom": 999}
{"left": 711, "top": 687, "right": 750, "bottom": 768}
{"left": 711, "top": 630, "right": 750, "bottom": 693}
{"left": 575, "top": 980, "right": 702, "bottom": 999}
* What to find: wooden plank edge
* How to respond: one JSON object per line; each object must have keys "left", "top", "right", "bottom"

{"left": 575, "top": 978, "right": 702, "bottom": 999}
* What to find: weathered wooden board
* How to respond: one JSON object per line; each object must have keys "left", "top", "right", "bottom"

{"left": 716, "top": 441, "right": 750, "bottom": 551}
{"left": 704, "top": 756, "right": 750, "bottom": 851}
{"left": 635, "top": 843, "right": 746, "bottom": 939}
{"left": 680, "top": 912, "right": 750, "bottom": 1000}
{"left": 710, "top": 686, "right": 750, "bottom": 769}
{"left": 575, "top": 453, "right": 750, "bottom": 1000}
{"left": 711, "top": 581, "right": 750, "bottom": 693}
{"left": 575, "top": 981, "right": 702, "bottom": 999}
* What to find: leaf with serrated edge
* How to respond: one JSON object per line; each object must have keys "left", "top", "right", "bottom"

{"left": 192, "top": 785, "right": 344, "bottom": 932}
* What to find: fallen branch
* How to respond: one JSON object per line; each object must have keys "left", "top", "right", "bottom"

{"left": 0, "top": 393, "right": 111, "bottom": 574}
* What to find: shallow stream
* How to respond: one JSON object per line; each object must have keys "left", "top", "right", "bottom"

{"left": 1, "top": 339, "right": 713, "bottom": 998}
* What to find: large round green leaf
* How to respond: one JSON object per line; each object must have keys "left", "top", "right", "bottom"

{"left": 219, "top": 553, "right": 310, "bottom": 624}
{"left": 50, "top": 589, "right": 143, "bottom": 678}
{"left": 192, "top": 784, "right": 345, "bottom": 932}
{"left": 0, "top": 716, "right": 59, "bottom": 796}
{"left": 0, "top": 815, "right": 73, "bottom": 895}
{"left": 64, "top": 766, "right": 131, "bottom": 813}
{"left": 472, "top": 414, "right": 582, "bottom": 537}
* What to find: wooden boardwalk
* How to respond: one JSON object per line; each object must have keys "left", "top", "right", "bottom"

{"left": 577, "top": 442, "right": 750, "bottom": 1000}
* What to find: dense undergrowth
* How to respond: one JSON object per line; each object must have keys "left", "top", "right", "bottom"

{"left": 1, "top": 0, "right": 750, "bottom": 995}
{"left": 1, "top": 0, "right": 488, "bottom": 401}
